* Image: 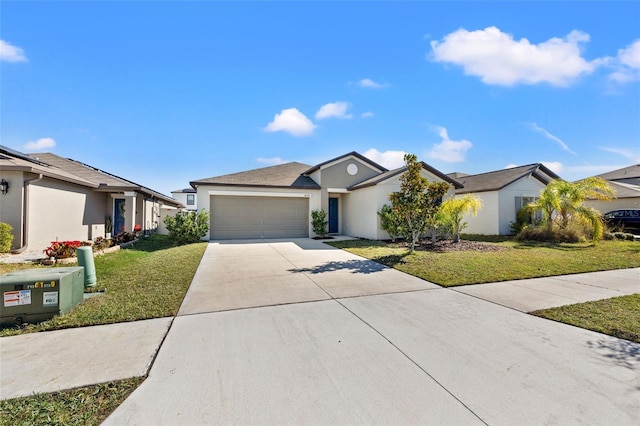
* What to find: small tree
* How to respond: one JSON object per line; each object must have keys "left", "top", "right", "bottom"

{"left": 388, "top": 154, "right": 450, "bottom": 251}
{"left": 164, "top": 210, "right": 209, "bottom": 245}
{"left": 439, "top": 195, "right": 482, "bottom": 243}
{"left": 525, "top": 177, "right": 614, "bottom": 242}
{"left": 311, "top": 209, "right": 328, "bottom": 237}
{"left": 377, "top": 204, "right": 403, "bottom": 242}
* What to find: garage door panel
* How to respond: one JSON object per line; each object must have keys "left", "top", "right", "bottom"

{"left": 211, "top": 196, "right": 309, "bottom": 239}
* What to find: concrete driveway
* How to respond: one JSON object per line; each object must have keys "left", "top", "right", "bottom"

{"left": 106, "top": 239, "right": 640, "bottom": 425}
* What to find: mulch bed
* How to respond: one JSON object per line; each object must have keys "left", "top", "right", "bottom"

{"left": 391, "top": 239, "right": 506, "bottom": 253}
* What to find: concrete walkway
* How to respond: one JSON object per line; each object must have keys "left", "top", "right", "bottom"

{"left": 104, "top": 240, "right": 640, "bottom": 425}
{"left": 455, "top": 267, "right": 640, "bottom": 312}
{"left": 1, "top": 238, "right": 639, "bottom": 425}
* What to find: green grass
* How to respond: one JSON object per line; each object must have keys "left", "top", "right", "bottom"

{"left": 0, "top": 235, "right": 207, "bottom": 337}
{"left": 532, "top": 294, "right": 640, "bottom": 344}
{"left": 328, "top": 239, "right": 640, "bottom": 286}
{"left": 0, "top": 377, "right": 143, "bottom": 426}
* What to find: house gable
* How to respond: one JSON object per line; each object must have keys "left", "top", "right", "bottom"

{"left": 455, "top": 163, "right": 560, "bottom": 195}
{"left": 302, "top": 152, "right": 387, "bottom": 189}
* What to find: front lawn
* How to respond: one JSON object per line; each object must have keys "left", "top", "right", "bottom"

{"left": 0, "top": 235, "right": 207, "bottom": 337}
{"left": 328, "top": 238, "right": 640, "bottom": 286}
{"left": 0, "top": 377, "right": 142, "bottom": 426}
{"left": 532, "top": 294, "right": 640, "bottom": 344}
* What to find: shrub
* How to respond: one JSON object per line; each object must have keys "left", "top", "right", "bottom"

{"left": 311, "top": 209, "right": 328, "bottom": 237}
{"left": 164, "top": 210, "right": 209, "bottom": 245}
{"left": 44, "top": 241, "right": 82, "bottom": 259}
{"left": 92, "top": 236, "right": 113, "bottom": 251}
{"left": 517, "top": 226, "right": 583, "bottom": 243}
{"left": 378, "top": 204, "right": 403, "bottom": 242}
{"left": 0, "top": 222, "right": 13, "bottom": 253}
{"left": 112, "top": 231, "right": 136, "bottom": 245}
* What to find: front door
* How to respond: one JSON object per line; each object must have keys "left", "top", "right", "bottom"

{"left": 114, "top": 199, "right": 126, "bottom": 234}
{"left": 328, "top": 197, "right": 339, "bottom": 234}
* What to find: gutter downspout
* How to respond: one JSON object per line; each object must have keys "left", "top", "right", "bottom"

{"left": 12, "top": 174, "right": 43, "bottom": 254}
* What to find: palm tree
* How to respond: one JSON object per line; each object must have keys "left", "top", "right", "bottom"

{"left": 526, "top": 177, "right": 615, "bottom": 241}
{"left": 439, "top": 195, "right": 482, "bottom": 243}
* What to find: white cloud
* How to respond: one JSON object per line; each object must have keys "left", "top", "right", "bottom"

{"left": 361, "top": 111, "right": 374, "bottom": 118}
{"left": 363, "top": 148, "right": 407, "bottom": 169}
{"left": 541, "top": 161, "right": 564, "bottom": 174}
{"left": 264, "top": 108, "right": 316, "bottom": 137}
{"left": 427, "top": 127, "right": 472, "bottom": 163}
{"left": 24, "top": 137, "right": 56, "bottom": 151}
{"left": 527, "top": 122, "right": 576, "bottom": 154}
{"left": 358, "top": 78, "right": 388, "bottom": 89}
{"left": 600, "top": 146, "right": 640, "bottom": 163}
{"left": 256, "top": 157, "right": 287, "bottom": 165}
{"left": 430, "top": 26, "right": 596, "bottom": 86}
{"left": 0, "top": 40, "right": 27, "bottom": 62}
{"left": 315, "top": 102, "right": 352, "bottom": 120}
{"left": 608, "top": 39, "right": 640, "bottom": 83}
{"left": 505, "top": 164, "right": 518, "bottom": 169}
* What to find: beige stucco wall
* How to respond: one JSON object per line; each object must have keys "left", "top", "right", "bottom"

{"left": 343, "top": 186, "right": 378, "bottom": 239}
{"left": 458, "top": 191, "right": 500, "bottom": 235}
{"left": 460, "top": 176, "right": 547, "bottom": 235}
{"left": 497, "top": 178, "right": 548, "bottom": 235}
{"left": 158, "top": 206, "right": 178, "bottom": 235}
{"left": 27, "top": 178, "right": 109, "bottom": 251}
{"left": 0, "top": 170, "right": 25, "bottom": 250}
{"left": 343, "top": 169, "right": 456, "bottom": 240}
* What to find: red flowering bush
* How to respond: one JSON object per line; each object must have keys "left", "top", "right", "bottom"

{"left": 44, "top": 240, "right": 82, "bottom": 259}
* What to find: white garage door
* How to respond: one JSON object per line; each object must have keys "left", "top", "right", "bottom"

{"left": 210, "top": 195, "right": 309, "bottom": 239}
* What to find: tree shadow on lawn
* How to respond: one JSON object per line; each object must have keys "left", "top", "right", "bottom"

{"left": 513, "top": 241, "right": 595, "bottom": 251}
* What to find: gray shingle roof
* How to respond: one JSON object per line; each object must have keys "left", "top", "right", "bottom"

{"left": 27, "top": 153, "right": 178, "bottom": 205}
{"left": 608, "top": 181, "right": 640, "bottom": 199}
{"left": 172, "top": 188, "right": 196, "bottom": 193}
{"left": 31, "top": 153, "right": 132, "bottom": 188}
{"left": 596, "top": 164, "right": 640, "bottom": 182}
{"left": 0, "top": 147, "right": 97, "bottom": 187}
{"left": 190, "top": 162, "right": 320, "bottom": 189}
{"left": 455, "top": 163, "right": 561, "bottom": 194}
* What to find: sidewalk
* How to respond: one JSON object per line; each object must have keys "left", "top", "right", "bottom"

{"left": 454, "top": 267, "right": 640, "bottom": 312}
{"left": 0, "top": 265, "right": 639, "bottom": 404}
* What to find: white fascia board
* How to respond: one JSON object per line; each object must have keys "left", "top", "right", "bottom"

{"left": 327, "top": 188, "right": 350, "bottom": 193}
{"left": 208, "top": 190, "right": 312, "bottom": 198}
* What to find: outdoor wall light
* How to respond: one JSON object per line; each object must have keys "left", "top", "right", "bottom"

{"left": 0, "top": 179, "right": 8, "bottom": 195}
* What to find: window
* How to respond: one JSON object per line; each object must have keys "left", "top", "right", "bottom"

{"left": 187, "top": 194, "right": 195, "bottom": 205}
{"left": 516, "top": 196, "right": 541, "bottom": 224}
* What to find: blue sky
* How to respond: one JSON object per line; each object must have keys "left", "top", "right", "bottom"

{"left": 2, "top": 1, "right": 639, "bottom": 196}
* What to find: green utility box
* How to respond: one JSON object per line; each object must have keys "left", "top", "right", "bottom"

{"left": 0, "top": 267, "right": 85, "bottom": 326}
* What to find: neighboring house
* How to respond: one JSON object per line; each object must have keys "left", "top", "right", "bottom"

{"left": 190, "top": 151, "right": 461, "bottom": 240}
{"left": 451, "top": 164, "right": 561, "bottom": 235}
{"left": 0, "top": 145, "right": 181, "bottom": 252}
{"left": 171, "top": 188, "right": 197, "bottom": 211}
{"left": 585, "top": 164, "right": 640, "bottom": 212}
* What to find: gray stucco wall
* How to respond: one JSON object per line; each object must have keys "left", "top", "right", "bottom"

{"left": 0, "top": 170, "right": 25, "bottom": 250}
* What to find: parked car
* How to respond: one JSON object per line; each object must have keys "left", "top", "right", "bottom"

{"left": 603, "top": 209, "right": 640, "bottom": 233}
